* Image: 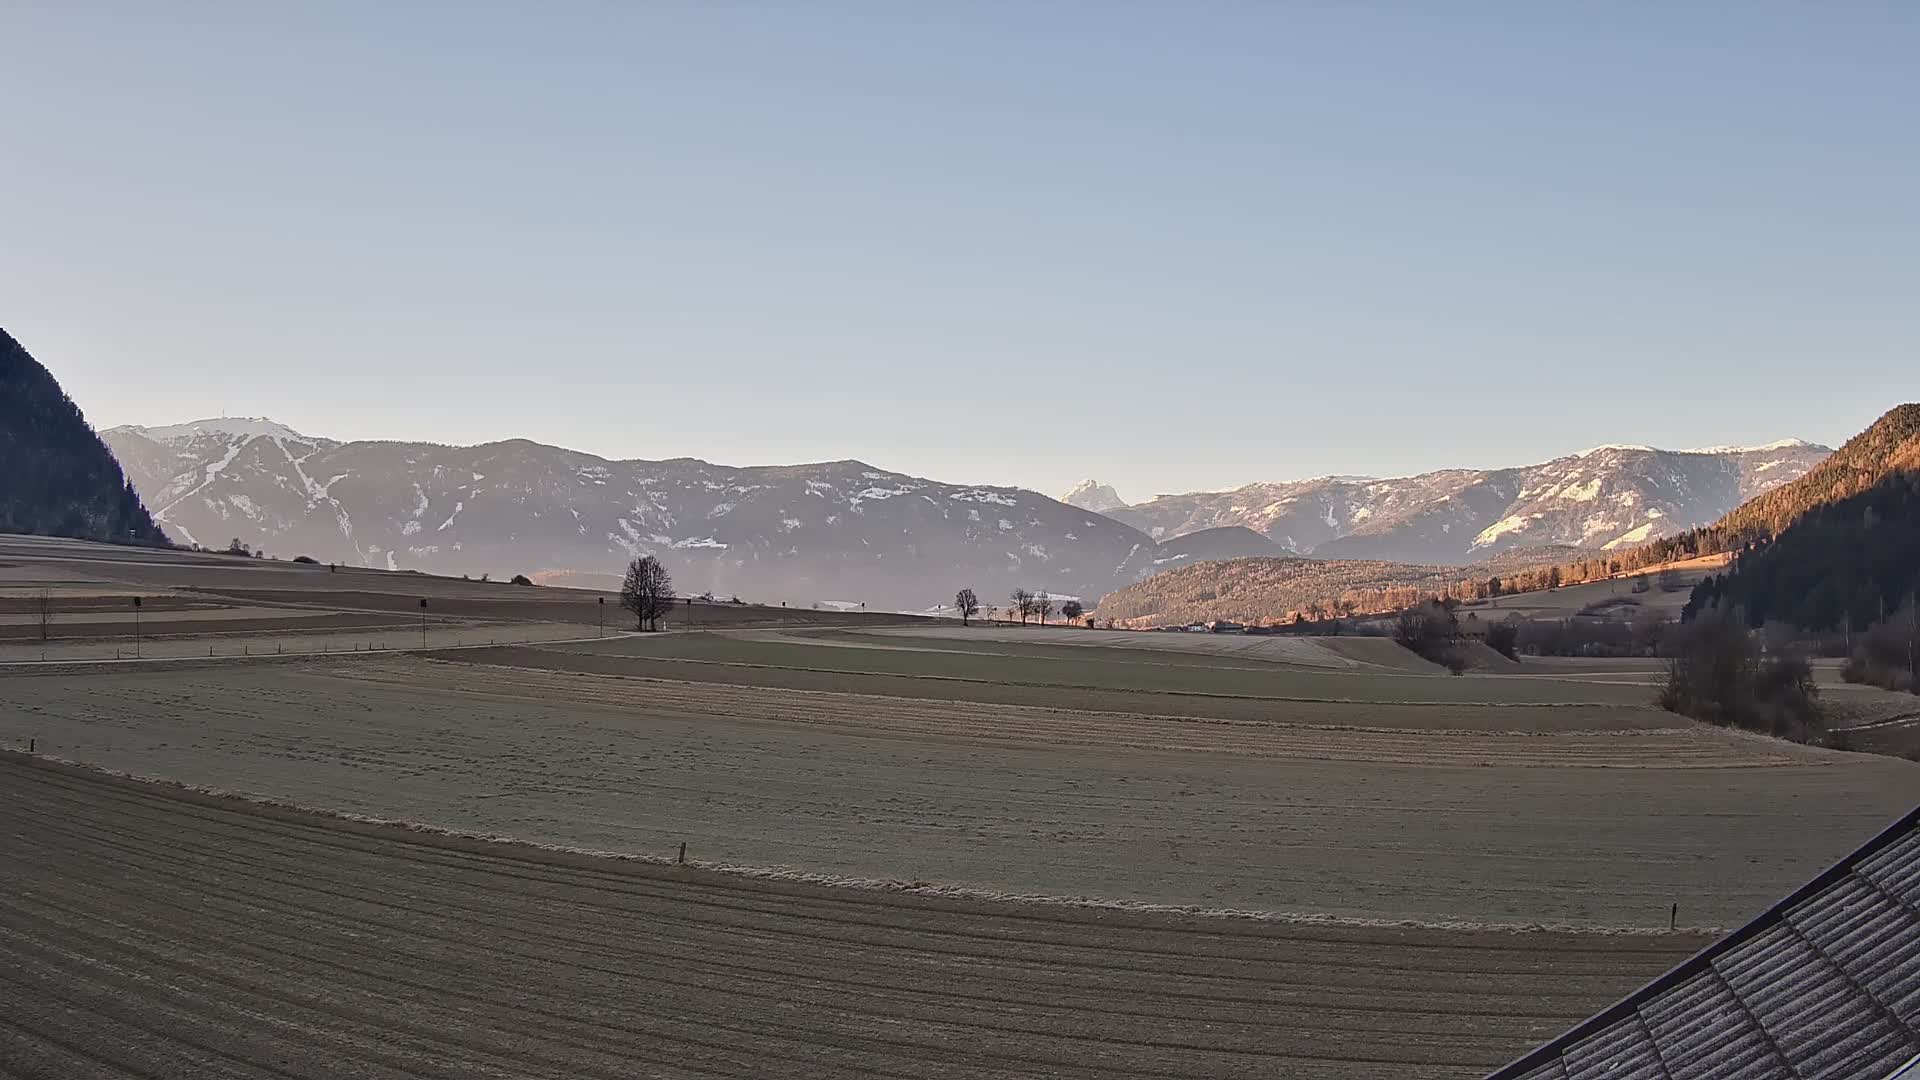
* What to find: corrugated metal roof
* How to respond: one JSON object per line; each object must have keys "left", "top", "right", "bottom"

{"left": 1490, "top": 805, "right": 1920, "bottom": 1080}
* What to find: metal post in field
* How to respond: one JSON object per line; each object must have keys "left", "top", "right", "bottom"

{"left": 420, "top": 597, "right": 428, "bottom": 649}
{"left": 598, "top": 596, "right": 605, "bottom": 638}
{"left": 132, "top": 595, "right": 142, "bottom": 658}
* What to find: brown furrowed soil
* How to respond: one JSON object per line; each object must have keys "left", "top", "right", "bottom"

{"left": 0, "top": 754, "right": 1711, "bottom": 1079}
{"left": 5, "top": 656, "right": 1912, "bottom": 928}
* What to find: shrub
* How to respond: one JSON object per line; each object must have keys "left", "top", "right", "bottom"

{"left": 1394, "top": 603, "right": 1466, "bottom": 674}
{"left": 510, "top": 574, "right": 534, "bottom": 586}
{"left": 1842, "top": 614, "right": 1919, "bottom": 694}
{"left": 1579, "top": 597, "right": 1639, "bottom": 616}
{"left": 292, "top": 555, "right": 318, "bottom": 565}
{"left": 1485, "top": 620, "right": 1520, "bottom": 661}
{"left": 1658, "top": 613, "right": 1823, "bottom": 743}
{"left": 1517, "top": 617, "right": 1645, "bottom": 658}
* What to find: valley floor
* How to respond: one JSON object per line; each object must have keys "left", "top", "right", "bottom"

{"left": 3, "top": 536, "right": 1916, "bottom": 1078}
{"left": 0, "top": 755, "right": 1709, "bottom": 1080}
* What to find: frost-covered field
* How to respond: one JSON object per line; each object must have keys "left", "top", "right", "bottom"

{"left": 2, "top": 755, "right": 1717, "bottom": 1079}
{"left": 6, "top": 654, "right": 1913, "bottom": 929}
{"left": 6, "top": 535, "right": 1917, "bottom": 1078}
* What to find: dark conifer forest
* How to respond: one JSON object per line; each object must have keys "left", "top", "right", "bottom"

{"left": 0, "top": 329, "right": 168, "bottom": 545}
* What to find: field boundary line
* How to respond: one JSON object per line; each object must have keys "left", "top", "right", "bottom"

{"left": 0, "top": 630, "right": 641, "bottom": 671}
{"left": 473, "top": 645, "right": 1635, "bottom": 709}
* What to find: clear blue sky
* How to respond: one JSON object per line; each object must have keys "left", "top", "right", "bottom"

{"left": 3, "top": 2, "right": 1914, "bottom": 500}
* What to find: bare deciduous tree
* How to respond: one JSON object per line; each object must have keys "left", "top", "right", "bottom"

{"left": 621, "top": 556, "right": 675, "bottom": 631}
{"left": 954, "top": 588, "right": 979, "bottom": 626}
{"left": 1034, "top": 591, "right": 1054, "bottom": 626}
{"left": 32, "top": 588, "right": 54, "bottom": 642}
{"left": 1060, "top": 599, "right": 1083, "bottom": 622}
{"left": 1010, "top": 588, "right": 1035, "bottom": 625}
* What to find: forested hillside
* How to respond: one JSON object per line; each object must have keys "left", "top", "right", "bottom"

{"left": 1679, "top": 405, "right": 1920, "bottom": 693}
{"left": 1688, "top": 470, "right": 1920, "bottom": 632}
{"left": 1093, "top": 546, "right": 1598, "bottom": 627}
{"left": 1633, "top": 404, "right": 1920, "bottom": 566}
{"left": 0, "top": 330, "right": 166, "bottom": 545}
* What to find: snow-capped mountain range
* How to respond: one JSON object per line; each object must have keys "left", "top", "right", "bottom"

{"left": 101, "top": 418, "right": 1828, "bottom": 607}
{"left": 102, "top": 419, "right": 1158, "bottom": 609}
{"left": 1095, "top": 440, "right": 1829, "bottom": 565}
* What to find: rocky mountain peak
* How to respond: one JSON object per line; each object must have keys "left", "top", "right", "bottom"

{"left": 1061, "top": 480, "right": 1126, "bottom": 513}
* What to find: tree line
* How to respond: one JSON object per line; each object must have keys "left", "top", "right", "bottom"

{"left": 1681, "top": 468, "right": 1920, "bottom": 694}
{"left": 951, "top": 587, "right": 1082, "bottom": 627}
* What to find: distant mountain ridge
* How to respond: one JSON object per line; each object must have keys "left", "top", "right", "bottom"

{"left": 0, "top": 330, "right": 166, "bottom": 546}
{"left": 1102, "top": 442, "right": 1828, "bottom": 565}
{"left": 102, "top": 418, "right": 1160, "bottom": 610}
{"left": 99, "top": 414, "right": 1835, "bottom": 613}
{"left": 1094, "top": 412, "right": 1909, "bottom": 629}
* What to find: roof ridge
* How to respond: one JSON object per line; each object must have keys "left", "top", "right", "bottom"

{"left": 1488, "top": 803, "right": 1920, "bottom": 1079}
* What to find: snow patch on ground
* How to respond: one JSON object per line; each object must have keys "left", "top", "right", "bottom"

{"left": 1604, "top": 522, "right": 1657, "bottom": 548}
{"left": 949, "top": 489, "right": 1018, "bottom": 506}
{"left": 610, "top": 519, "right": 648, "bottom": 557}
{"left": 143, "top": 417, "right": 306, "bottom": 442}
{"left": 1474, "top": 514, "right": 1535, "bottom": 547}
{"left": 1574, "top": 444, "right": 1657, "bottom": 457}
{"left": 1561, "top": 477, "right": 1604, "bottom": 502}
{"left": 1684, "top": 438, "right": 1815, "bottom": 454}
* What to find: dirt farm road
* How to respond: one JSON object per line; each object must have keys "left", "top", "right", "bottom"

{"left": 0, "top": 755, "right": 1708, "bottom": 1080}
